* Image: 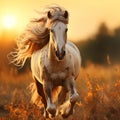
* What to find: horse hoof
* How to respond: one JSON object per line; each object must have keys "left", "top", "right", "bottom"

{"left": 43, "top": 110, "right": 49, "bottom": 118}
{"left": 62, "top": 110, "right": 73, "bottom": 118}
{"left": 70, "top": 93, "right": 79, "bottom": 103}
{"left": 61, "top": 108, "right": 75, "bottom": 118}
{"left": 47, "top": 104, "right": 56, "bottom": 116}
{"left": 58, "top": 101, "right": 72, "bottom": 118}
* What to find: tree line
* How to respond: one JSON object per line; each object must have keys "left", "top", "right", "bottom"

{"left": 76, "top": 23, "right": 120, "bottom": 66}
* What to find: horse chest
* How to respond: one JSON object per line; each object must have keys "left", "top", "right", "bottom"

{"left": 50, "top": 72, "right": 67, "bottom": 86}
{"left": 42, "top": 63, "right": 71, "bottom": 85}
{"left": 51, "top": 72, "right": 66, "bottom": 80}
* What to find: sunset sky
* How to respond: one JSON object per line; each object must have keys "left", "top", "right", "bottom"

{"left": 0, "top": 0, "right": 120, "bottom": 41}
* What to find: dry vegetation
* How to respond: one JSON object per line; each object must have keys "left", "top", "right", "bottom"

{"left": 0, "top": 64, "right": 120, "bottom": 120}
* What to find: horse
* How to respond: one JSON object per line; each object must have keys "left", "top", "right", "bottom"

{"left": 9, "top": 5, "right": 81, "bottom": 119}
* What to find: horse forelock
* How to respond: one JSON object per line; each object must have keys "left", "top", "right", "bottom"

{"left": 46, "top": 6, "right": 69, "bottom": 27}
{"left": 9, "top": 5, "right": 69, "bottom": 67}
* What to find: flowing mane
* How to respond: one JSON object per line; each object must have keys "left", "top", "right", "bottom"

{"left": 9, "top": 5, "right": 69, "bottom": 67}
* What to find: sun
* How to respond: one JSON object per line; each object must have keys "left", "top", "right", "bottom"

{"left": 2, "top": 15, "right": 17, "bottom": 29}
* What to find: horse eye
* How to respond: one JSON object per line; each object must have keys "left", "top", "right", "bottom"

{"left": 65, "top": 28, "right": 68, "bottom": 32}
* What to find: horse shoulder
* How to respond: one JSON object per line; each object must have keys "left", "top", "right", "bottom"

{"left": 66, "top": 41, "right": 81, "bottom": 77}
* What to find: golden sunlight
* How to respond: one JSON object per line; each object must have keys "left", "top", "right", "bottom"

{"left": 2, "top": 15, "right": 17, "bottom": 29}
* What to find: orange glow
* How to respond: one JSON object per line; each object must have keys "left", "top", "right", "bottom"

{"left": 0, "top": 0, "right": 120, "bottom": 41}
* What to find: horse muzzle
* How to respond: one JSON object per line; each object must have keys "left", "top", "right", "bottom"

{"left": 55, "top": 50, "right": 66, "bottom": 60}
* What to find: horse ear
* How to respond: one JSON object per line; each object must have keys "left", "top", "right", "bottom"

{"left": 64, "top": 10, "right": 68, "bottom": 19}
{"left": 47, "top": 11, "right": 52, "bottom": 19}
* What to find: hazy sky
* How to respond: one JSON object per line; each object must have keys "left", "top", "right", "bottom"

{"left": 0, "top": 0, "right": 120, "bottom": 41}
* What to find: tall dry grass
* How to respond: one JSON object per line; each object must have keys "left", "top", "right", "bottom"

{"left": 0, "top": 64, "right": 120, "bottom": 120}
{"left": 77, "top": 64, "right": 120, "bottom": 120}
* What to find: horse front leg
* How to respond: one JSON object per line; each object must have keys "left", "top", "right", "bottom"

{"left": 61, "top": 76, "right": 79, "bottom": 118}
{"left": 42, "top": 66, "right": 56, "bottom": 118}
{"left": 68, "top": 77, "right": 79, "bottom": 103}
{"left": 43, "top": 81, "right": 56, "bottom": 118}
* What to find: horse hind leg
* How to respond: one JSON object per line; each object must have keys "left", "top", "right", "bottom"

{"left": 56, "top": 87, "right": 68, "bottom": 115}
{"left": 58, "top": 87, "right": 68, "bottom": 104}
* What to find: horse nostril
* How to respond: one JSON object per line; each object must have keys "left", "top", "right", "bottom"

{"left": 55, "top": 50, "right": 59, "bottom": 57}
{"left": 55, "top": 50, "right": 66, "bottom": 60}
{"left": 63, "top": 50, "right": 66, "bottom": 56}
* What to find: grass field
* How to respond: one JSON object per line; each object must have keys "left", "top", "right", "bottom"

{"left": 0, "top": 64, "right": 120, "bottom": 120}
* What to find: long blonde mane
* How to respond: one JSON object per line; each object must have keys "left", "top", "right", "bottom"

{"left": 9, "top": 5, "right": 69, "bottom": 67}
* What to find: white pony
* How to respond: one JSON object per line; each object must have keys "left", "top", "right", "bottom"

{"left": 9, "top": 5, "right": 81, "bottom": 119}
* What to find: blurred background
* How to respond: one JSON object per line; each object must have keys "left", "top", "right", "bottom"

{"left": 0, "top": 0, "right": 120, "bottom": 69}
{"left": 0, "top": 0, "right": 120, "bottom": 119}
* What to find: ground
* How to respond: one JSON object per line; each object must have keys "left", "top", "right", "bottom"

{"left": 0, "top": 64, "right": 120, "bottom": 120}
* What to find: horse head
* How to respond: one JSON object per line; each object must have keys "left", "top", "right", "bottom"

{"left": 47, "top": 10, "right": 69, "bottom": 60}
